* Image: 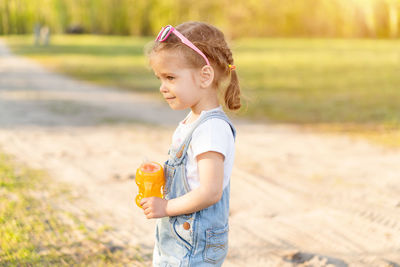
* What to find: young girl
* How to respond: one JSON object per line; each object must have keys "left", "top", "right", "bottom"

{"left": 140, "top": 21, "right": 241, "bottom": 266}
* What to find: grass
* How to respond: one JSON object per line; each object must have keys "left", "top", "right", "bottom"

{"left": 234, "top": 38, "right": 400, "bottom": 123}
{"left": 0, "top": 153, "right": 146, "bottom": 266}
{"left": 3, "top": 35, "right": 400, "bottom": 147}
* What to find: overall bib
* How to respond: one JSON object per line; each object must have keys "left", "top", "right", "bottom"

{"left": 153, "top": 110, "right": 236, "bottom": 267}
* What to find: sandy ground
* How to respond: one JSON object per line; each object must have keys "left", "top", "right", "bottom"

{"left": 1, "top": 39, "right": 399, "bottom": 267}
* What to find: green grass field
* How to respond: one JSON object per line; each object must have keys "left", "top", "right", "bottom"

{"left": 4, "top": 35, "right": 400, "bottom": 146}
{"left": 0, "top": 153, "right": 145, "bottom": 266}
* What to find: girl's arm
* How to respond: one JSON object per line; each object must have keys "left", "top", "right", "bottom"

{"left": 140, "top": 151, "right": 224, "bottom": 219}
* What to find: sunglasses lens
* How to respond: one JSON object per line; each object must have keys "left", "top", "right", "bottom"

{"left": 155, "top": 27, "right": 165, "bottom": 41}
{"left": 158, "top": 25, "right": 172, "bottom": 41}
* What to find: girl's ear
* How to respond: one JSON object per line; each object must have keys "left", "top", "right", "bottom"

{"left": 199, "top": 65, "right": 214, "bottom": 88}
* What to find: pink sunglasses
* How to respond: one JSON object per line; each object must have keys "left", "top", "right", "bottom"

{"left": 156, "top": 25, "right": 210, "bottom": 66}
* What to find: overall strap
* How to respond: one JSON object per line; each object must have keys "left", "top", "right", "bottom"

{"left": 173, "top": 110, "right": 236, "bottom": 165}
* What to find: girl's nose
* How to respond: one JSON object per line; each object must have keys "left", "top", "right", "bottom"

{"left": 159, "top": 83, "right": 168, "bottom": 93}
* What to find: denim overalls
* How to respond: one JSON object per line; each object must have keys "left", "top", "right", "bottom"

{"left": 153, "top": 110, "right": 236, "bottom": 267}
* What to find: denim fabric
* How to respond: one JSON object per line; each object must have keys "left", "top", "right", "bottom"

{"left": 153, "top": 110, "right": 236, "bottom": 267}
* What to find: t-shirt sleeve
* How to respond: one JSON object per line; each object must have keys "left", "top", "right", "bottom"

{"left": 190, "top": 118, "right": 234, "bottom": 160}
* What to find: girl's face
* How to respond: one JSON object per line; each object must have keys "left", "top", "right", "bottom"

{"left": 150, "top": 50, "right": 201, "bottom": 111}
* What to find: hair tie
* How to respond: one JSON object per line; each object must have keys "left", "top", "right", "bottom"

{"left": 228, "top": 64, "right": 236, "bottom": 71}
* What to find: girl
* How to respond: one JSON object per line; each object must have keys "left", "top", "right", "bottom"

{"left": 141, "top": 21, "right": 241, "bottom": 266}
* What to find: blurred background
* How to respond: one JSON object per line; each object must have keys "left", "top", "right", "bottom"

{"left": 1, "top": 1, "right": 400, "bottom": 266}
{"left": 1, "top": 0, "right": 400, "bottom": 145}
{"left": 1, "top": 0, "right": 400, "bottom": 38}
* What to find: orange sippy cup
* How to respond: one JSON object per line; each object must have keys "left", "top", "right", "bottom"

{"left": 135, "top": 161, "right": 165, "bottom": 208}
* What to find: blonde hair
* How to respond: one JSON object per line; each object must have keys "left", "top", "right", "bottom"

{"left": 148, "top": 21, "right": 241, "bottom": 111}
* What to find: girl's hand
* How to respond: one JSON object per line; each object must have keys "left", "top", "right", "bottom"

{"left": 140, "top": 197, "right": 168, "bottom": 219}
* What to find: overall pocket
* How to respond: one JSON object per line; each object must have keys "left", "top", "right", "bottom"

{"left": 171, "top": 214, "right": 194, "bottom": 250}
{"left": 203, "top": 225, "right": 229, "bottom": 264}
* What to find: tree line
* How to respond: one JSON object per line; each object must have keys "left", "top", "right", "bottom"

{"left": 0, "top": 0, "right": 399, "bottom": 38}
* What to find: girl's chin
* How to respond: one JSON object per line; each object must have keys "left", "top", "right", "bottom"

{"left": 167, "top": 102, "right": 187, "bottom": 111}
{"left": 169, "top": 105, "right": 186, "bottom": 111}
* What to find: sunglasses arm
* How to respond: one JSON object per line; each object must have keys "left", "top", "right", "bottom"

{"left": 172, "top": 30, "right": 210, "bottom": 66}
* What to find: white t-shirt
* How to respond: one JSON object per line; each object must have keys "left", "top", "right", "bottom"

{"left": 171, "top": 106, "right": 235, "bottom": 190}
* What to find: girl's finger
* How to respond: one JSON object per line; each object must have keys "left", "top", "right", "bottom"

{"left": 144, "top": 208, "right": 151, "bottom": 215}
{"left": 143, "top": 207, "right": 150, "bottom": 214}
{"left": 140, "top": 198, "right": 149, "bottom": 207}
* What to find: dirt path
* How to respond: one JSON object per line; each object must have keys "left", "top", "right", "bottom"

{"left": 1, "top": 39, "right": 399, "bottom": 267}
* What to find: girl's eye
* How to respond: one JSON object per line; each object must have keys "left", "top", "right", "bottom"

{"left": 166, "top": 76, "right": 174, "bottom": 80}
